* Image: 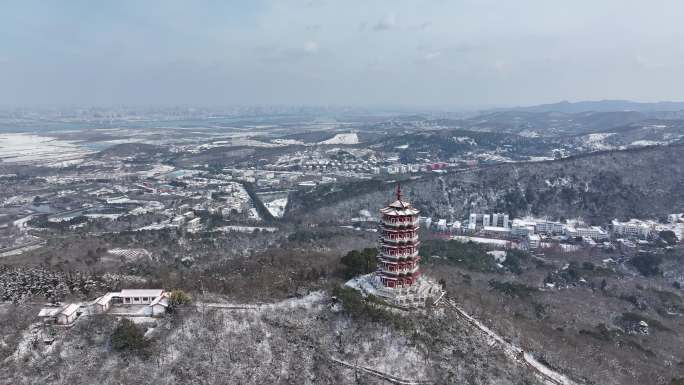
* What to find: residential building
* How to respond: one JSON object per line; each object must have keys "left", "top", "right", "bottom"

{"left": 38, "top": 303, "right": 81, "bottom": 325}
{"left": 120, "top": 289, "right": 164, "bottom": 305}
{"left": 565, "top": 225, "right": 608, "bottom": 240}
{"left": 511, "top": 219, "right": 536, "bottom": 238}
{"left": 57, "top": 304, "right": 80, "bottom": 325}
{"left": 611, "top": 219, "right": 655, "bottom": 239}
{"left": 468, "top": 213, "right": 510, "bottom": 230}
{"left": 525, "top": 234, "right": 541, "bottom": 249}
{"left": 534, "top": 220, "right": 564, "bottom": 235}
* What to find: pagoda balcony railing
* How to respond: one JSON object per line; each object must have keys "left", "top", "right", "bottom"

{"left": 378, "top": 266, "right": 420, "bottom": 275}
{"left": 382, "top": 218, "right": 419, "bottom": 228}
{"left": 378, "top": 250, "right": 420, "bottom": 259}
{"left": 379, "top": 235, "right": 419, "bottom": 244}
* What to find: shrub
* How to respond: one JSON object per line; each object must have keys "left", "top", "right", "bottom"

{"left": 421, "top": 240, "right": 497, "bottom": 272}
{"left": 340, "top": 248, "right": 376, "bottom": 278}
{"left": 660, "top": 230, "right": 678, "bottom": 246}
{"left": 331, "top": 286, "right": 411, "bottom": 329}
{"left": 168, "top": 289, "right": 192, "bottom": 309}
{"left": 630, "top": 253, "right": 663, "bottom": 277}
{"left": 111, "top": 318, "right": 147, "bottom": 352}
{"left": 488, "top": 280, "right": 536, "bottom": 298}
{"left": 502, "top": 250, "right": 529, "bottom": 275}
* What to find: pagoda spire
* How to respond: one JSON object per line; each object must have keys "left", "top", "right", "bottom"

{"left": 396, "top": 182, "right": 401, "bottom": 201}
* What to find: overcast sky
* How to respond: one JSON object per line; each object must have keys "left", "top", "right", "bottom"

{"left": 2, "top": 0, "right": 683, "bottom": 108}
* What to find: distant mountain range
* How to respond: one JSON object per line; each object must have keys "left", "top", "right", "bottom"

{"left": 492, "top": 100, "right": 684, "bottom": 113}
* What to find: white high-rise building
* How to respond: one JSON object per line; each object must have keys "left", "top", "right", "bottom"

{"left": 468, "top": 213, "right": 510, "bottom": 230}
{"left": 611, "top": 219, "right": 655, "bottom": 239}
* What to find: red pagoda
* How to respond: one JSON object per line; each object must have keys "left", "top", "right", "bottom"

{"left": 377, "top": 184, "right": 421, "bottom": 289}
{"left": 345, "top": 183, "right": 443, "bottom": 308}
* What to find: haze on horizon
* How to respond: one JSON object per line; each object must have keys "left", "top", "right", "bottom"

{"left": 2, "top": 0, "right": 683, "bottom": 108}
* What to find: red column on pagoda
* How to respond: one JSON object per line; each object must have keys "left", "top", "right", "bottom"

{"left": 376, "top": 184, "right": 422, "bottom": 289}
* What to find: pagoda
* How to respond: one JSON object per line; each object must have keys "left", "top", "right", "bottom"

{"left": 346, "top": 184, "right": 443, "bottom": 308}
{"left": 377, "top": 184, "right": 421, "bottom": 289}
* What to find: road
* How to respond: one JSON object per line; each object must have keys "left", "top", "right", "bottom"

{"left": 445, "top": 298, "right": 578, "bottom": 385}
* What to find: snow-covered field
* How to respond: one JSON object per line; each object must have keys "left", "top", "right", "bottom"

{"left": 320, "top": 133, "right": 359, "bottom": 145}
{"left": 0, "top": 133, "right": 93, "bottom": 167}
{"left": 452, "top": 235, "right": 512, "bottom": 247}
{"left": 580, "top": 132, "right": 616, "bottom": 151}
{"left": 264, "top": 197, "right": 288, "bottom": 218}
{"left": 106, "top": 248, "right": 152, "bottom": 262}
{"left": 630, "top": 139, "right": 666, "bottom": 147}
{"left": 138, "top": 164, "right": 175, "bottom": 178}
{"left": 216, "top": 225, "right": 278, "bottom": 233}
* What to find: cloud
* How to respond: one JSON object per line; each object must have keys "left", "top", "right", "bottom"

{"left": 419, "top": 51, "right": 441, "bottom": 63}
{"left": 492, "top": 60, "right": 507, "bottom": 72}
{"left": 416, "top": 21, "right": 432, "bottom": 30}
{"left": 634, "top": 55, "right": 665, "bottom": 69}
{"left": 303, "top": 41, "right": 319, "bottom": 53}
{"left": 256, "top": 40, "right": 322, "bottom": 63}
{"left": 373, "top": 13, "right": 398, "bottom": 31}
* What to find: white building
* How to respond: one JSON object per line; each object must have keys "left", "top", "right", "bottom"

{"left": 511, "top": 219, "right": 536, "bottom": 238}
{"left": 187, "top": 217, "right": 202, "bottom": 232}
{"left": 37, "top": 307, "right": 61, "bottom": 324}
{"left": 668, "top": 213, "right": 684, "bottom": 224}
{"left": 89, "top": 289, "right": 168, "bottom": 316}
{"left": 120, "top": 289, "right": 165, "bottom": 305}
{"left": 611, "top": 219, "right": 655, "bottom": 239}
{"left": 483, "top": 226, "right": 511, "bottom": 237}
{"left": 534, "top": 220, "right": 564, "bottom": 235}
{"left": 39, "top": 303, "right": 81, "bottom": 325}
{"left": 469, "top": 213, "right": 510, "bottom": 230}
{"left": 145, "top": 295, "right": 170, "bottom": 316}
{"left": 491, "top": 213, "right": 510, "bottom": 228}
{"left": 92, "top": 292, "right": 117, "bottom": 313}
{"left": 525, "top": 234, "right": 541, "bottom": 249}
{"left": 565, "top": 225, "right": 608, "bottom": 240}
{"left": 57, "top": 304, "right": 80, "bottom": 325}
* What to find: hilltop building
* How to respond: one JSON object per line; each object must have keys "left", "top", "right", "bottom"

{"left": 611, "top": 219, "right": 655, "bottom": 239}
{"left": 346, "top": 185, "right": 443, "bottom": 308}
{"left": 468, "top": 213, "right": 510, "bottom": 231}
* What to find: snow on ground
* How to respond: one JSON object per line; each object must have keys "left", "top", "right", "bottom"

{"left": 448, "top": 299, "right": 578, "bottom": 385}
{"left": 271, "top": 138, "right": 305, "bottom": 146}
{"left": 264, "top": 197, "right": 288, "bottom": 218}
{"left": 0, "top": 243, "right": 45, "bottom": 258}
{"left": 215, "top": 225, "right": 277, "bottom": 233}
{"left": 528, "top": 156, "right": 555, "bottom": 162}
{"left": 630, "top": 140, "right": 666, "bottom": 147}
{"left": 487, "top": 250, "right": 507, "bottom": 262}
{"left": 13, "top": 215, "right": 35, "bottom": 231}
{"left": 320, "top": 133, "right": 359, "bottom": 145}
{"left": 452, "top": 235, "right": 511, "bottom": 246}
{"left": 84, "top": 213, "right": 124, "bottom": 220}
{"left": 581, "top": 132, "right": 615, "bottom": 151}
{"left": 107, "top": 248, "right": 152, "bottom": 262}
{"left": 453, "top": 136, "right": 477, "bottom": 146}
{"left": 518, "top": 130, "right": 541, "bottom": 138}
{"left": 476, "top": 153, "right": 514, "bottom": 163}
{"left": 0, "top": 133, "right": 93, "bottom": 167}
{"left": 248, "top": 207, "right": 261, "bottom": 221}
{"left": 138, "top": 164, "right": 175, "bottom": 178}
{"left": 136, "top": 222, "right": 179, "bottom": 231}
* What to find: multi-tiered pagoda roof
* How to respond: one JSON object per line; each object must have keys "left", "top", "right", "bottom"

{"left": 376, "top": 185, "right": 422, "bottom": 289}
